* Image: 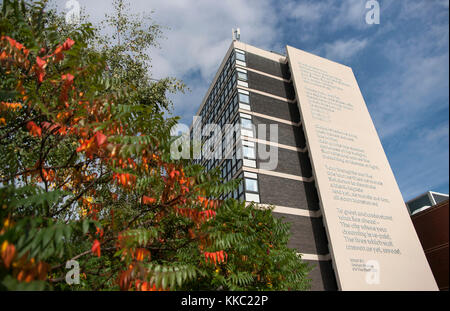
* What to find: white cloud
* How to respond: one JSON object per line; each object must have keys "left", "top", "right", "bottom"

{"left": 131, "top": 0, "right": 279, "bottom": 81}
{"left": 53, "top": 0, "right": 279, "bottom": 118}
{"left": 399, "top": 0, "right": 449, "bottom": 21}
{"left": 145, "top": 0, "right": 279, "bottom": 116}
{"left": 282, "top": 0, "right": 371, "bottom": 33}
{"left": 370, "top": 27, "right": 449, "bottom": 139}
{"left": 329, "top": 0, "right": 368, "bottom": 30}
{"left": 281, "top": 1, "right": 327, "bottom": 23}
{"left": 323, "top": 38, "right": 368, "bottom": 62}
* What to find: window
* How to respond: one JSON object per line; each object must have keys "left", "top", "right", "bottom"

{"left": 239, "top": 93, "right": 249, "bottom": 104}
{"left": 243, "top": 146, "right": 255, "bottom": 159}
{"left": 236, "top": 51, "right": 246, "bottom": 62}
{"left": 241, "top": 118, "right": 253, "bottom": 130}
{"left": 245, "top": 178, "right": 258, "bottom": 192}
{"left": 237, "top": 71, "right": 248, "bottom": 81}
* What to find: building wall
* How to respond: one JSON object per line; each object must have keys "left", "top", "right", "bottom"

{"left": 245, "top": 52, "right": 290, "bottom": 78}
{"left": 192, "top": 41, "right": 339, "bottom": 290}
{"left": 249, "top": 93, "right": 300, "bottom": 123}
{"left": 244, "top": 47, "right": 337, "bottom": 290}
{"left": 411, "top": 200, "right": 449, "bottom": 290}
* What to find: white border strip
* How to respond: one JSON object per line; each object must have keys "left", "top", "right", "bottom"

{"left": 234, "top": 41, "right": 287, "bottom": 63}
{"left": 243, "top": 167, "right": 314, "bottom": 182}
{"left": 238, "top": 86, "right": 296, "bottom": 104}
{"left": 236, "top": 64, "right": 290, "bottom": 83}
{"left": 243, "top": 136, "right": 307, "bottom": 153}
{"left": 273, "top": 205, "right": 321, "bottom": 218}
{"left": 299, "top": 253, "right": 331, "bottom": 261}
{"left": 239, "top": 109, "right": 301, "bottom": 127}
{"left": 254, "top": 203, "right": 321, "bottom": 218}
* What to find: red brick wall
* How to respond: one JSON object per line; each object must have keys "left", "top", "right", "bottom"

{"left": 412, "top": 200, "right": 449, "bottom": 290}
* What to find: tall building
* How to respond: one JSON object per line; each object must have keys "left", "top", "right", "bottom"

{"left": 190, "top": 40, "right": 437, "bottom": 291}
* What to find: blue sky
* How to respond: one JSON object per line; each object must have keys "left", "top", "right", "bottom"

{"left": 53, "top": 0, "right": 449, "bottom": 201}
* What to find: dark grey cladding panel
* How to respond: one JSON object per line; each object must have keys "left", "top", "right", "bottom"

{"left": 252, "top": 116, "right": 307, "bottom": 149}
{"left": 256, "top": 144, "right": 312, "bottom": 178}
{"left": 272, "top": 213, "right": 329, "bottom": 255}
{"left": 246, "top": 52, "right": 291, "bottom": 79}
{"left": 303, "top": 260, "right": 338, "bottom": 291}
{"left": 259, "top": 174, "right": 319, "bottom": 210}
{"left": 249, "top": 92, "right": 300, "bottom": 124}
{"left": 248, "top": 71, "right": 295, "bottom": 100}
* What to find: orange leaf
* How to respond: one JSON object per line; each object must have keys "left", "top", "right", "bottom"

{"left": 1, "top": 241, "right": 16, "bottom": 269}
{"left": 142, "top": 195, "right": 156, "bottom": 205}
{"left": 62, "top": 38, "right": 75, "bottom": 50}
{"left": 26, "top": 121, "right": 42, "bottom": 137}
{"left": 95, "top": 131, "right": 107, "bottom": 147}
{"left": 36, "top": 56, "right": 46, "bottom": 69}
{"left": 91, "top": 239, "right": 101, "bottom": 257}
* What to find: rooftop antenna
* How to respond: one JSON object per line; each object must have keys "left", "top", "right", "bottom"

{"left": 232, "top": 28, "right": 240, "bottom": 41}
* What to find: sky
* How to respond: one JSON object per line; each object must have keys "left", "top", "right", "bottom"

{"left": 52, "top": 0, "right": 449, "bottom": 202}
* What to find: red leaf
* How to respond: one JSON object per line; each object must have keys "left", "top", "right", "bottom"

{"left": 95, "top": 131, "right": 107, "bottom": 147}
{"left": 61, "top": 73, "right": 74, "bottom": 84}
{"left": 91, "top": 239, "right": 101, "bottom": 257}
{"left": 169, "top": 170, "right": 175, "bottom": 179}
{"left": 62, "top": 38, "right": 75, "bottom": 50}
{"left": 142, "top": 195, "right": 156, "bottom": 205}
{"left": 35, "top": 57, "right": 46, "bottom": 82}
{"left": 26, "top": 121, "right": 42, "bottom": 137}
{"left": 36, "top": 56, "right": 46, "bottom": 69}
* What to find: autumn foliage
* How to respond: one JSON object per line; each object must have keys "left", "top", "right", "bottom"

{"left": 0, "top": 0, "right": 310, "bottom": 291}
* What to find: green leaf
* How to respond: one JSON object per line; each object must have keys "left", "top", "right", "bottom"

{"left": 82, "top": 219, "right": 89, "bottom": 234}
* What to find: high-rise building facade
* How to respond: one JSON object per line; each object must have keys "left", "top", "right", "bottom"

{"left": 190, "top": 40, "right": 437, "bottom": 291}
{"left": 190, "top": 41, "right": 336, "bottom": 290}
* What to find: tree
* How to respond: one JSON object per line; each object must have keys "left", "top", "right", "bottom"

{"left": 0, "top": 0, "right": 311, "bottom": 291}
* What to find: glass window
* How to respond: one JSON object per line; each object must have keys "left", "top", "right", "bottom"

{"left": 245, "top": 178, "right": 258, "bottom": 192}
{"left": 239, "top": 93, "right": 249, "bottom": 104}
{"left": 243, "top": 146, "right": 255, "bottom": 159}
{"left": 237, "top": 71, "right": 248, "bottom": 81}
{"left": 241, "top": 118, "right": 252, "bottom": 130}
{"left": 236, "top": 51, "right": 246, "bottom": 62}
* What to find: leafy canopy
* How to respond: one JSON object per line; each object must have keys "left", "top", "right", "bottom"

{"left": 0, "top": 0, "right": 311, "bottom": 291}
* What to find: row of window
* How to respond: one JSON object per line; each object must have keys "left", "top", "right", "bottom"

{"left": 200, "top": 52, "right": 236, "bottom": 126}
{"left": 193, "top": 48, "right": 260, "bottom": 203}
{"left": 200, "top": 89, "right": 251, "bottom": 161}
{"left": 198, "top": 49, "right": 247, "bottom": 127}
{"left": 220, "top": 170, "right": 260, "bottom": 202}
